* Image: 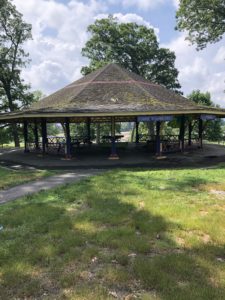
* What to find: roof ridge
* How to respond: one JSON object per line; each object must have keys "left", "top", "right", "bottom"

{"left": 114, "top": 64, "right": 157, "bottom": 84}
{"left": 113, "top": 65, "right": 200, "bottom": 109}
{"left": 113, "top": 64, "right": 159, "bottom": 101}
{"left": 64, "top": 64, "right": 112, "bottom": 103}
{"left": 115, "top": 65, "right": 202, "bottom": 109}
{"left": 91, "top": 63, "right": 112, "bottom": 82}
{"left": 137, "top": 81, "right": 202, "bottom": 109}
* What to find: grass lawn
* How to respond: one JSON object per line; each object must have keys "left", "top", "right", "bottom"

{"left": 0, "top": 165, "right": 225, "bottom": 299}
{"left": 0, "top": 167, "right": 55, "bottom": 190}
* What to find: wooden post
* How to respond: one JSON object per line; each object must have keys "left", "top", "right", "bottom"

{"left": 180, "top": 116, "right": 185, "bottom": 152}
{"left": 87, "top": 117, "right": 91, "bottom": 145}
{"left": 156, "top": 121, "right": 161, "bottom": 156}
{"left": 41, "top": 119, "right": 47, "bottom": 155}
{"left": 188, "top": 121, "right": 192, "bottom": 146}
{"left": 199, "top": 118, "right": 203, "bottom": 148}
{"left": 34, "top": 121, "right": 39, "bottom": 150}
{"left": 96, "top": 123, "right": 100, "bottom": 144}
{"left": 109, "top": 117, "right": 119, "bottom": 159}
{"left": 23, "top": 120, "right": 29, "bottom": 153}
{"left": 135, "top": 118, "right": 139, "bottom": 144}
{"left": 65, "top": 117, "right": 72, "bottom": 159}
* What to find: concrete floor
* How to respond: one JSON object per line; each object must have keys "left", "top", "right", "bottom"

{"left": 0, "top": 143, "right": 224, "bottom": 170}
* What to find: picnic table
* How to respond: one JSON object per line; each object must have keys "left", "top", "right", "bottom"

{"left": 45, "top": 136, "right": 94, "bottom": 153}
{"left": 102, "top": 135, "right": 124, "bottom": 143}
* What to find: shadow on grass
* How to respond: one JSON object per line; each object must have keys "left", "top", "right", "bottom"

{"left": 0, "top": 172, "right": 224, "bottom": 299}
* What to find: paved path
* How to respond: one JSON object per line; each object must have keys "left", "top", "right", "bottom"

{"left": 0, "top": 169, "right": 103, "bottom": 205}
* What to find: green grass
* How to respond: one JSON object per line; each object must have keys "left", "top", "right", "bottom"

{"left": 0, "top": 167, "right": 55, "bottom": 190}
{"left": 0, "top": 142, "right": 24, "bottom": 148}
{"left": 0, "top": 166, "right": 225, "bottom": 299}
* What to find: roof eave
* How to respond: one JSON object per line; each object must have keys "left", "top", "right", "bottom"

{"left": 0, "top": 108, "right": 225, "bottom": 122}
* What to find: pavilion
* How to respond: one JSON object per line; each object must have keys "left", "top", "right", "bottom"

{"left": 0, "top": 63, "right": 224, "bottom": 159}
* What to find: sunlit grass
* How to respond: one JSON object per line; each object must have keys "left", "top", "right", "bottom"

{"left": 0, "top": 166, "right": 225, "bottom": 299}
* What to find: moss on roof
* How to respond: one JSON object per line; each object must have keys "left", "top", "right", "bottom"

{"left": 0, "top": 63, "right": 224, "bottom": 121}
{"left": 25, "top": 63, "right": 208, "bottom": 113}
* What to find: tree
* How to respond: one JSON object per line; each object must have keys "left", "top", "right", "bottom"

{"left": 0, "top": 125, "right": 11, "bottom": 146}
{"left": 188, "top": 90, "right": 224, "bottom": 141}
{"left": 26, "top": 91, "right": 62, "bottom": 141}
{"left": 204, "top": 119, "right": 224, "bottom": 142}
{"left": 188, "top": 90, "right": 213, "bottom": 106}
{"left": 0, "top": 0, "right": 32, "bottom": 147}
{"left": 176, "top": 0, "right": 225, "bottom": 50}
{"left": 81, "top": 16, "right": 181, "bottom": 91}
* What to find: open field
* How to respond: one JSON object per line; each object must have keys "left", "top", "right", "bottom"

{"left": 0, "top": 166, "right": 225, "bottom": 299}
{"left": 0, "top": 167, "right": 55, "bottom": 190}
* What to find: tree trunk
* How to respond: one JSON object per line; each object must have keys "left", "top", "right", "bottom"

{"left": 131, "top": 123, "right": 135, "bottom": 142}
{"left": 4, "top": 85, "right": 20, "bottom": 147}
{"left": 11, "top": 123, "right": 20, "bottom": 147}
{"left": 188, "top": 121, "right": 193, "bottom": 146}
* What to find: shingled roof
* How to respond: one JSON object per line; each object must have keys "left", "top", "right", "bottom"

{"left": 26, "top": 63, "right": 219, "bottom": 113}
{"left": 0, "top": 63, "right": 225, "bottom": 121}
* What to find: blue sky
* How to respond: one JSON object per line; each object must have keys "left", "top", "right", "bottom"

{"left": 13, "top": 0, "right": 225, "bottom": 106}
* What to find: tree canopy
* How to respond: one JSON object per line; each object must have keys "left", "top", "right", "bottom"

{"left": 188, "top": 90, "right": 224, "bottom": 141}
{"left": 0, "top": 0, "right": 32, "bottom": 146}
{"left": 176, "top": 0, "right": 225, "bottom": 49}
{"left": 82, "top": 16, "right": 181, "bottom": 91}
{"left": 188, "top": 90, "right": 213, "bottom": 106}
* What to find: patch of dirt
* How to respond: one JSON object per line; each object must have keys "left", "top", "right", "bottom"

{"left": 176, "top": 237, "right": 185, "bottom": 246}
{"left": 144, "top": 247, "right": 185, "bottom": 257}
{"left": 209, "top": 276, "right": 219, "bottom": 288}
{"left": 186, "top": 230, "right": 211, "bottom": 244}
{"left": 199, "top": 182, "right": 225, "bottom": 192}
{"left": 210, "top": 190, "right": 225, "bottom": 199}
{"left": 124, "top": 294, "right": 137, "bottom": 300}
{"left": 99, "top": 247, "right": 116, "bottom": 259}
{"left": 107, "top": 285, "right": 157, "bottom": 300}
{"left": 108, "top": 290, "right": 138, "bottom": 299}
{"left": 138, "top": 201, "right": 145, "bottom": 209}
{"left": 128, "top": 253, "right": 137, "bottom": 258}
{"left": 199, "top": 210, "right": 208, "bottom": 216}
{"left": 79, "top": 271, "right": 94, "bottom": 281}
{"left": 62, "top": 261, "right": 79, "bottom": 275}
{"left": 213, "top": 204, "right": 225, "bottom": 211}
{"left": 177, "top": 281, "right": 189, "bottom": 288}
{"left": 38, "top": 271, "right": 61, "bottom": 297}
{"left": 216, "top": 257, "right": 225, "bottom": 262}
{"left": 108, "top": 290, "right": 118, "bottom": 298}
{"left": 202, "top": 234, "right": 211, "bottom": 244}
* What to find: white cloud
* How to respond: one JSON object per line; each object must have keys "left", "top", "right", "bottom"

{"left": 181, "top": 57, "right": 207, "bottom": 77}
{"left": 12, "top": 0, "right": 160, "bottom": 95}
{"left": 95, "top": 13, "right": 160, "bottom": 37}
{"left": 108, "top": 0, "right": 178, "bottom": 10}
{"left": 121, "top": 0, "right": 165, "bottom": 10}
{"left": 214, "top": 46, "right": 225, "bottom": 64}
{"left": 11, "top": 0, "right": 225, "bottom": 109}
{"left": 13, "top": 0, "right": 106, "bottom": 94}
{"left": 172, "top": 0, "right": 179, "bottom": 9}
{"left": 163, "top": 34, "right": 225, "bottom": 107}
